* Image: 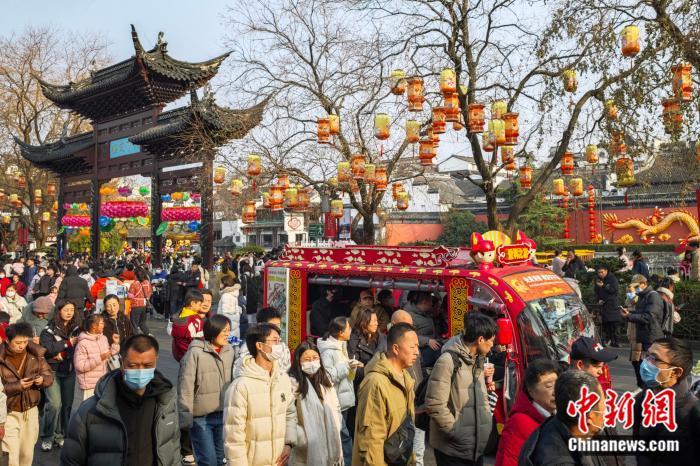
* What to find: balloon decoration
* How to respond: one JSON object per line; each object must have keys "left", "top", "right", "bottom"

{"left": 101, "top": 201, "right": 149, "bottom": 218}
{"left": 117, "top": 186, "right": 132, "bottom": 197}
{"left": 161, "top": 194, "right": 171, "bottom": 202}
{"left": 61, "top": 214, "right": 91, "bottom": 227}
{"left": 188, "top": 221, "right": 201, "bottom": 232}
{"left": 156, "top": 222, "right": 169, "bottom": 236}
{"left": 139, "top": 186, "right": 150, "bottom": 196}
{"left": 161, "top": 207, "right": 202, "bottom": 222}
{"left": 99, "top": 216, "right": 111, "bottom": 228}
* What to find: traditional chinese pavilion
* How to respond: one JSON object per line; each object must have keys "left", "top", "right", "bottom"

{"left": 15, "top": 26, "right": 265, "bottom": 267}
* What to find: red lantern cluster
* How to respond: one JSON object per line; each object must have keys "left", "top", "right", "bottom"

{"left": 588, "top": 185, "right": 596, "bottom": 242}
{"left": 61, "top": 214, "right": 91, "bottom": 227}
{"left": 101, "top": 201, "right": 149, "bottom": 218}
{"left": 161, "top": 207, "right": 202, "bottom": 222}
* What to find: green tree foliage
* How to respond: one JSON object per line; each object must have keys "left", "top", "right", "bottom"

{"left": 437, "top": 210, "right": 487, "bottom": 247}
{"left": 514, "top": 194, "right": 568, "bottom": 246}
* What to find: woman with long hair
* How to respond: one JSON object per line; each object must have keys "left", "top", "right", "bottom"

{"left": 39, "top": 299, "right": 80, "bottom": 451}
{"left": 127, "top": 266, "right": 153, "bottom": 334}
{"left": 101, "top": 294, "right": 135, "bottom": 354}
{"left": 288, "top": 341, "right": 343, "bottom": 466}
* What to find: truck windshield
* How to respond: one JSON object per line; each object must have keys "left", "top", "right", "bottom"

{"left": 518, "top": 294, "right": 596, "bottom": 363}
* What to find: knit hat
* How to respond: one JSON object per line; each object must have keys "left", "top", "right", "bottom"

{"left": 32, "top": 296, "right": 54, "bottom": 315}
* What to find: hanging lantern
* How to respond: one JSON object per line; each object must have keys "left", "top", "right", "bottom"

{"left": 1, "top": 215, "right": 10, "bottom": 225}
{"left": 269, "top": 185, "right": 285, "bottom": 211}
{"left": 489, "top": 119, "right": 506, "bottom": 146}
{"left": 262, "top": 192, "right": 271, "bottom": 209}
{"left": 349, "top": 178, "right": 360, "bottom": 193}
{"left": 570, "top": 178, "right": 584, "bottom": 196}
{"left": 214, "top": 166, "right": 226, "bottom": 184}
{"left": 428, "top": 127, "right": 440, "bottom": 147}
{"left": 374, "top": 166, "right": 388, "bottom": 192}
{"left": 406, "top": 120, "right": 420, "bottom": 143}
{"left": 491, "top": 100, "right": 507, "bottom": 119}
{"left": 317, "top": 117, "right": 330, "bottom": 144}
{"left": 671, "top": 63, "right": 693, "bottom": 102}
{"left": 0, "top": 189, "right": 4, "bottom": 203}
{"left": 661, "top": 98, "right": 683, "bottom": 134}
{"left": 351, "top": 154, "right": 366, "bottom": 180}
{"left": 34, "top": 189, "right": 42, "bottom": 206}
{"left": 407, "top": 77, "right": 425, "bottom": 112}
{"left": 396, "top": 191, "right": 409, "bottom": 211}
{"left": 229, "top": 179, "right": 243, "bottom": 196}
{"left": 374, "top": 113, "right": 390, "bottom": 140}
{"left": 562, "top": 69, "right": 578, "bottom": 93}
{"left": 392, "top": 182, "right": 404, "bottom": 201}
{"left": 285, "top": 187, "right": 299, "bottom": 208}
{"left": 615, "top": 157, "right": 636, "bottom": 187}
{"left": 330, "top": 199, "right": 344, "bottom": 219}
{"left": 452, "top": 113, "right": 464, "bottom": 131}
{"left": 17, "top": 176, "right": 26, "bottom": 189}
{"left": 419, "top": 139, "right": 436, "bottom": 166}
{"left": 604, "top": 100, "right": 618, "bottom": 120}
{"left": 432, "top": 107, "right": 447, "bottom": 134}
{"left": 467, "top": 103, "right": 485, "bottom": 133}
{"left": 621, "top": 25, "right": 641, "bottom": 57}
{"left": 242, "top": 201, "right": 257, "bottom": 224}
{"left": 278, "top": 172, "right": 290, "bottom": 191}
{"left": 443, "top": 93, "right": 460, "bottom": 122}
{"left": 337, "top": 161, "right": 351, "bottom": 183}
{"left": 328, "top": 113, "right": 340, "bottom": 135}
{"left": 610, "top": 132, "right": 627, "bottom": 155}
{"left": 390, "top": 69, "right": 407, "bottom": 95}
{"left": 553, "top": 178, "right": 566, "bottom": 196}
{"left": 503, "top": 113, "right": 519, "bottom": 146}
{"left": 440, "top": 68, "right": 457, "bottom": 95}
{"left": 42, "top": 212, "right": 51, "bottom": 222}
{"left": 364, "top": 163, "right": 376, "bottom": 184}
{"left": 328, "top": 177, "right": 338, "bottom": 190}
{"left": 47, "top": 182, "right": 56, "bottom": 196}
{"left": 560, "top": 152, "right": 575, "bottom": 176}
{"left": 482, "top": 131, "right": 495, "bottom": 153}
{"left": 519, "top": 166, "right": 532, "bottom": 189}
{"left": 501, "top": 146, "right": 514, "bottom": 165}
{"left": 296, "top": 187, "right": 310, "bottom": 212}
{"left": 585, "top": 144, "right": 599, "bottom": 164}
{"left": 247, "top": 154, "right": 261, "bottom": 177}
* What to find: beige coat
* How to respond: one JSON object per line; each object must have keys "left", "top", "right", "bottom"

{"left": 224, "top": 355, "right": 297, "bottom": 466}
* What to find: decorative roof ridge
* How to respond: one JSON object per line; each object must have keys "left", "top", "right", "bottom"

{"left": 13, "top": 132, "right": 94, "bottom": 164}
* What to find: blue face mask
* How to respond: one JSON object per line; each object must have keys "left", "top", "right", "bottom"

{"left": 123, "top": 368, "right": 155, "bottom": 390}
{"left": 640, "top": 359, "right": 660, "bottom": 388}
{"left": 626, "top": 292, "right": 636, "bottom": 301}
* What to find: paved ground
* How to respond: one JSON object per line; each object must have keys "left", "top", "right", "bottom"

{"left": 33, "top": 319, "right": 698, "bottom": 465}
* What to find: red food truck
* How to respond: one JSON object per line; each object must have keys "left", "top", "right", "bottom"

{"left": 263, "top": 237, "right": 608, "bottom": 427}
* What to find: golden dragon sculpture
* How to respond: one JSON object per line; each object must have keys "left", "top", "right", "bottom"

{"left": 603, "top": 208, "right": 700, "bottom": 243}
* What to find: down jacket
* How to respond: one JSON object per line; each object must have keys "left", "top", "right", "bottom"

{"left": 317, "top": 336, "right": 355, "bottom": 411}
{"left": 60, "top": 369, "right": 181, "bottom": 466}
{"left": 425, "top": 336, "right": 492, "bottom": 461}
{"left": 494, "top": 391, "right": 548, "bottom": 466}
{"left": 224, "top": 355, "right": 297, "bottom": 466}
{"left": 178, "top": 339, "right": 235, "bottom": 429}
{"left": 0, "top": 341, "right": 53, "bottom": 413}
{"left": 626, "top": 286, "right": 665, "bottom": 346}
{"left": 218, "top": 285, "right": 242, "bottom": 339}
{"left": 352, "top": 352, "right": 415, "bottom": 466}
{"left": 73, "top": 331, "right": 120, "bottom": 389}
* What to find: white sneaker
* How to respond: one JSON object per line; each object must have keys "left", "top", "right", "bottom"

{"left": 54, "top": 438, "right": 64, "bottom": 448}
{"left": 41, "top": 441, "right": 52, "bottom": 452}
{"left": 182, "top": 454, "right": 196, "bottom": 465}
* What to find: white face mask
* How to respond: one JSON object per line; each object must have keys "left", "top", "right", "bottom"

{"left": 301, "top": 360, "right": 321, "bottom": 375}
{"left": 38, "top": 272, "right": 45, "bottom": 277}
{"left": 262, "top": 343, "right": 286, "bottom": 362}
{"left": 5, "top": 291, "right": 15, "bottom": 298}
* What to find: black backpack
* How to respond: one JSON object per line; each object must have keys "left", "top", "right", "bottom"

{"left": 414, "top": 350, "right": 462, "bottom": 431}
{"left": 660, "top": 298, "right": 674, "bottom": 337}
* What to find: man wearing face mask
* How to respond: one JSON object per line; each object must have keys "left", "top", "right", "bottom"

{"left": 61, "top": 334, "right": 180, "bottom": 466}
{"left": 633, "top": 337, "right": 700, "bottom": 466}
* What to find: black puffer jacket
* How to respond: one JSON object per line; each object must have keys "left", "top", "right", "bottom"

{"left": 39, "top": 320, "right": 80, "bottom": 374}
{"left": 594, "top": 273, "right": 621, "bottom": 323}
{"left": 626, "top": 287, "right": 664, "bottom": 346}
{"left": 58, "top": 266, "right": 94, "bottom": 318}
{"left": 519, "top": 416, "right": 606, "bottom": 466}
{"left": 60, "top": 369, "right": 181, "bottom": 466}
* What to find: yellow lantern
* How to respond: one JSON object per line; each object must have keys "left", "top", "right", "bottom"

{"left": 439, "top": 68, "right": 457, "bottom": 95}
{"left": 662, "top": 98, "right": 683, "bottom": 134}
{"left": 489, "top": 119, "right": 506, "bottom": 146}
{"left": 269, "top": 185, "right": 285, "bottom": 211}
{"left": 247, "top": 154, "right": 261, "bottom": 177}
{"left": 214, "top": 166, "right": 226, "bottom": 184}
{"left": 2, "top": 215, "right": 10, "bottom": 225}
{"left": 621, "top": 25, "right": 640, "bottom": 57}
{"left": 503, "top": 113, "right": 519, "bottom": 146}
{"left": 482, "top": 131, "right": 494, "bottom": 152}
{"left": 262, "top": 192, "right": 271, "bottom": 209}
{"left": 407, "top": 77, "right": 425, "bottom": 112}
{"left": 406, "top": 120, "right": 420, "bottom": 143}
{"left": 52, "top": 201, "right": 58, "bottom": 213}
{"left": 364, "top": 163, "right": 376, "bottom": 184}
{"left": 604, "top": 100, "right": 618, "bottom": 120}
{"left": 396, "top": 191, "right": 409, "bottom": 211}
{"left": 328, "top": 113, "right": 340, "bottom": 135}
{"left": 330, "top": 199, "right": 344, "bottom": 219}
{"left": 443, "top": 93, "right": 460, "bottom": 122}
{"left": 392, "top": 182, "right": 404, "bottom": 201}
{"left": 563, "top": 69, "right": 578, "bottom": 93}
{"left": 553, "top": 178, "right": 566, "bottom": 196}
{"left": 337, "top": 161, "right": 351, "bottom": 183}
{"left": 42, "top": 212, "right": 51, "bottom": 222}
{"left": 374, "top": 167, "right": 388, "bottom": 192}
{"left": 390, "top": 69, "right": 407, "bottom": 95}
{"left": 671, "top": 63, "right": 693, "bottom": 102}
{"left": 519, "top": 166, "right": 532, "bottom": 189}
{"left": 432, "top": 107, "right": 447, "bottom": 134}
{"left": 285, "top": 187, "right": 298, "bottom": 208}
{"left": 47, "top": 182, "right": 56, "bottom": 196}
{"left": 468, "top": 103, "right": 485, "bottom": 133}
{"left": 501, "top": 146, "right": 515, "bottom": 166}
{"left": 296, "top": 186, "right": 310, "bottom": 212}
{"left": 453, "top": 113, "right": 464, "bottom": 131}
{"left": 317, "top": 117, "right": 330, "bottom": 144}
{"left": 242, "top": 201, "right": 257, "bottom": 224}
{"left": 351, "top": 154, "right": 366, "bottom": 180}
{"left": 419, "top": 139, "right": 436, "bottom": 166}
{"left": 561, "top": 151, "right": 575, "bottom": 176}
{"left": 615, "top": 157, "right": 636, "bottom": 187}
{"left": 570, "top": 178, "right": 584, "bottom": 196}
{"left": 278, "top": 172, "right": 290, "bottom": 191}
{"left": 34, "top": 189, "right": 42, "bottom": 206}
{"left": 586, "top": 144, "right": 599, "bottom": 164}
{"left": 374, "top": 113, "right": 390, "bottom": 140}
{"left": 229, "top": 179, "right": 243, "bottom": 196}
{"left": 491, "top": 100, "right": 507, "bottom": 119}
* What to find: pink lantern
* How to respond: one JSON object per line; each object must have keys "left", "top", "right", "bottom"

{"left": 61, "top": 214, "right": 91, "bottom": 227}
{"left": 100, "top": 201, "right": 149, "bottom": 218}
{"left": 190, "top": 193, "right": 201, "bottom": 202}
{"left": 161, "top": 206, "right": 201, "bottom": 222}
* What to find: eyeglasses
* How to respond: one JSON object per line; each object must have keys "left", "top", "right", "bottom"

{"left": 264, "top": 338, "right": 282, "bottom": 344}
{"left": 644, "top": 354, "right": 673, "bottom": 367}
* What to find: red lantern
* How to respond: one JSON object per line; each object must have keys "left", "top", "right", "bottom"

{"left": 269, "top": 185, "right": 285, "bottom": 211}
{"left": 443, "top": 93, "right": 460, "bottom": 122}
{"left": 392, "top": 182, "right": 403, "bottom": 201}
{"left": 503, "top": 113, "right": 519, "bottom": 146}
{"left": 468, "top": 103, "right": 485, "bottom": 133}
{"left": 615, "top": 157, "right": 636, "bottom": 187}
{"left": 432, "top": 107, "right": 447, "bottom": 134}
{"left": 351, "top": 154, "right": 366, "bottom": 180}
{"left": 570, "top": 178, "right": 584, "bottom": 196}
{"left": 519, "top": 166, "right": 532, "bottom": 189}
{"left": 662, "top": 98, "right": 683, "bottom": 134}
{"left": 242, "top": 201, "right": 257, "bottom": 224}
{"left": 671, "top": 63, "right": 693, "bottom": 102}
{"left": 374, "top": 167, "right": 388, "bottom": 192}
{"left": 560, "top": 152, "right": 574, "bottom": 176}
{"left": 407, "top": 77, "right": 425, "bottom": 112}
{"left": 317, "top": 117, "right": 330, "bottom": 144}
{"left": 501, "top": 146, "right": 514, "bottom": 166}
{"left": 419, "top": 139, "right": 436, "bottom": 166}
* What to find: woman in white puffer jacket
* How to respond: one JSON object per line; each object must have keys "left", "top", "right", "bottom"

{"left": 218, "top": 275, "right": 242, "bottom": 339}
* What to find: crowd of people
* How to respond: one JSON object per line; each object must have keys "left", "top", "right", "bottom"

{"left": 0, "top": 248, "right": 695, "bottom": 466}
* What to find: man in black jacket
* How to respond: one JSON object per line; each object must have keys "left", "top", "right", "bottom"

{"left": 61, "top": 334, "right": 180, "bottom": 466}
{"left": 310, "top": 286, "right": 339, "bottom": 337}
{"left": 594, "top": 265, "right": 621, "bottom": 346}
{"left": 633, "top": 337, "right": 700, "bottom": 466}
{"left": 519, "top": 370, "right": 607, "bottom": 466}
{"left": 57, "top": 265, "right": 93, "bottom": 324}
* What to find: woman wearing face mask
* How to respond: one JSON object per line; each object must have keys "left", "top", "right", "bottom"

{"left": 39, "top": 299, "right": 80, "bottom": 451}
{"left": 102, "top": 294, "right": 135, "bottom": 355}
{"left": 36, "top": 265, "right": 58, "bottom": 298}
{"left": 178, "top": 315, "right": 235, "bottom": 466}
{"left": 28, "top": 266, "right": 46, "bottom": 300}
{"left": 0, "top": 284, "right": 28, "bottom": 324}
{"left": 72, "top": 313, "right": 120, "bottom": 412}
{"left": 317, "top": 316, "right": 360, "bottom": 466}
{"left": 288, "top": 341, "right": 343, "bottom": 466}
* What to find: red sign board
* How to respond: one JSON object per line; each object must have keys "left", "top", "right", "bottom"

{"left": 497, "top": 243, "right": 533, "bottom": 265}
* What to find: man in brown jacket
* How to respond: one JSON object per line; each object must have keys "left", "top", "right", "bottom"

{"left": 0, "top": 322, "right": 53, "bottom": 466}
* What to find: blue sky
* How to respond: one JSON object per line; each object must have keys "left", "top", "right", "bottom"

{"left": 1, "top": 0, "right": 232, "bottom": 62}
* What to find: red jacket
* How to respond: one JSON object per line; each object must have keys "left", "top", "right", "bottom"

{"left": 0, "top": 278, "right": 11, "bottom": 296}
{"left": 494, "top": 391, "right": 548, "bottom": 466}
{"left": 170, "top": 307, "right": 204, "bottom": 362}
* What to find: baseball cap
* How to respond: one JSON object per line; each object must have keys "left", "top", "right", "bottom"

{"left": 570, "top": 336, "right": 618, "bottom": 363}
{"left": 629, "top": 274, "right": 647, "bottom": 286}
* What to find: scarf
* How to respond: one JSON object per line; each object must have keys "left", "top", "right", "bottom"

{"left": 299, "top": 384, "right": 343, "bottom": 466}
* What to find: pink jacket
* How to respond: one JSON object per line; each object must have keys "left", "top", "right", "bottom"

{"left": 73, "top": 331, "right": 119, "bottom": 389}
